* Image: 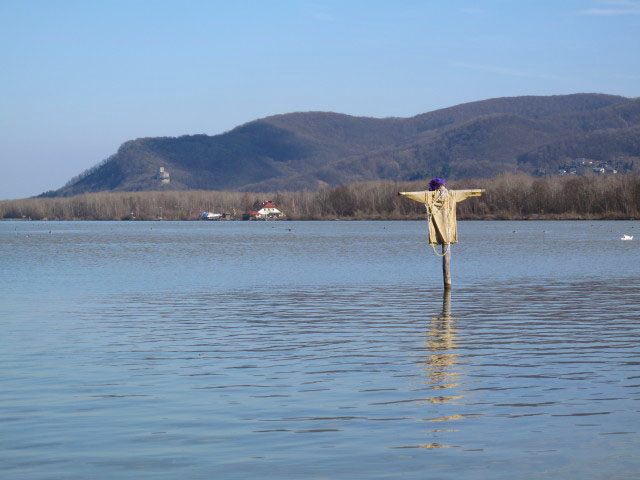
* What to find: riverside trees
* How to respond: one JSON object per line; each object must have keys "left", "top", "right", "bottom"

{"left": 2, "top": 174, "right": 639, "bottom": 221}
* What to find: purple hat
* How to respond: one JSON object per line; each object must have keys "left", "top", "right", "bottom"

{"left": 428, "top": 177, "right": 446, "bottom": 191}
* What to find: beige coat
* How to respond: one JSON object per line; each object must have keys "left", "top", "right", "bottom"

{"left": 400, "top": 188, "right": 484, "bottom": 246}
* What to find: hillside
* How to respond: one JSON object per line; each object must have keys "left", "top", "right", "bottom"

{"left": 49, "top": 94, "right": 640, "bottom": 196}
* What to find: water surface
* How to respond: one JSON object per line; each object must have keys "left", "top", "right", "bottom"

{"left": 1, "top": 221, "right": 639, "bottom": 479}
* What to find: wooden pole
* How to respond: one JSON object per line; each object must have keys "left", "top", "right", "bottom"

{"left": 442, "top": 244, "right": 451, "bottom": 289}
{"left": 442, "top": 287, "right": 451, "bottom": 318}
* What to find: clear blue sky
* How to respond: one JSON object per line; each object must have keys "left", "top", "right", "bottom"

{"left": 1, "top": 0, "right": 639, "bottom": 199}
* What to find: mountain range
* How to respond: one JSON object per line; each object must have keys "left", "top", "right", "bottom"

{"left": 50, "top": 93, "right": 640, "bottom": 196}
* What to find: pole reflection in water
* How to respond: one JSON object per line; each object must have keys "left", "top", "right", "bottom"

{"left": 413, "top": 290, "right": 466, "bottom": 449}
{"left": 424, "top": 289, "right": 461, "bottom": 396}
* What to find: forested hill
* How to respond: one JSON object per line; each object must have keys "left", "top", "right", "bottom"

{"left": 50, "top": 93, "right": 640, "bottom": 196}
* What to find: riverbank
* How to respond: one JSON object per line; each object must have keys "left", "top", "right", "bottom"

{"left": 2, "top": 174, "right": 639, "bottom": 221}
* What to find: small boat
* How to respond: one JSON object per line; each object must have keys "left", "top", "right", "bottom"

{"left": 621, "top": 234, "right": 633, "bottom": 241}
{"left": 200, "top": 212, "right": 223, "bottom": 220}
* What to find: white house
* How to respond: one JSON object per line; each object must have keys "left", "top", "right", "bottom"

{"left": 157, "top": 167, "right": 170, "bottom": 184}
{"left": 256, "top": 201, "right": 283, "bottom": 219}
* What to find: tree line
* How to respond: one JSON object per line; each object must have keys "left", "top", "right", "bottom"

{"left": 2, "top": 174, "right": 640, "bottom": 221}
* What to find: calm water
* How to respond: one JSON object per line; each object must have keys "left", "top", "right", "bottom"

{"left": 1, "top": 220, "right": 639, "bottom": 479}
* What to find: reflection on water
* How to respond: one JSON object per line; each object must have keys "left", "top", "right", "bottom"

{"left": 424, "top": 289, "right": 460, "bottom": 389}
{"left": 412, "top": 290, "right": 464, "bottom": 449}
{"left": 1, "top": 221, "right": 640, "bottom": 479}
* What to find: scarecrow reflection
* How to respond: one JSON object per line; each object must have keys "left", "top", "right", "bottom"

{"left": 409, "top": 290, "right": 465, "bottom": 450}
{"left": 423, "top": 289, "right": 461, "bottom": 396}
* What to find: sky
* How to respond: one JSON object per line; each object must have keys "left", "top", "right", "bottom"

{"left": 1, "top": 0, "right": 639, "bottom": 199}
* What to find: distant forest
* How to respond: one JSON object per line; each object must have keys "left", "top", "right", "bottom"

{"left": 3, "top": 174, "right": 640, "bottom": 221}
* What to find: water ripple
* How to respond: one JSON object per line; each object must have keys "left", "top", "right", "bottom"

{"left": 2, "top": 233, "right": 640, "bottom": 479}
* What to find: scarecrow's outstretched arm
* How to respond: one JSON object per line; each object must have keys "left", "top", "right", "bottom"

{"left": 398, "top": 189, "right": 484, "bottom": 204}
{"left": 398, "top": 191, "right": 431, "bottom": 204}
{"left": 453, "top": 189, "right": 485, "bottom": 201}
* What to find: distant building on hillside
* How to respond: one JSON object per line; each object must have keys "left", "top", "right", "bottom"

{"left": 157, "top": 167, "right": 170, "bottom": 184}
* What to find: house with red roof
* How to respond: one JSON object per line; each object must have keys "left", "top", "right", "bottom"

{"left": 244, "top": 201, "right": 284, "bottom": 220}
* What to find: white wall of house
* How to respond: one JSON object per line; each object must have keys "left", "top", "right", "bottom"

{"left": 257, "top": 207, "right": 281, "bottom": 216}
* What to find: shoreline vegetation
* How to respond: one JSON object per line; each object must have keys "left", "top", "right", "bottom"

{"left": 2, "top": 174, "right": 640, "bottom": 221}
